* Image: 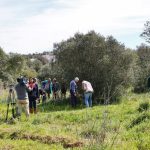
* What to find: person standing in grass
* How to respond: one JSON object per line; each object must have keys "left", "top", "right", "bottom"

{"left": 60, "top": 78, "right": 67, "bottom": 100}
{"left": 44, "top": 78, "right": 52, "bottom": 99}
{"left": 15, "top": 78, "right": 30, "bottom": 119}
{"left": 41, "top": 79, "right": 47, "bottom": 90}
{"left": 82, "top": 80, "right": 94, "bottom": 107}
{"left": 52, "top": 78, "right": 60, "bottom": 100}
{"left": 70, "top": 77, "right": 79, "bottom": 107}
{"left": 33, "top": 78, "right": 39, "bottom": 111}
{"left": 27, "top": 78, "right": 39, "bottom": 114}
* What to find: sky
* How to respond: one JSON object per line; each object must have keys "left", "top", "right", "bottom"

{"left": 0, "top": 0, "right": 150, "bottom": 54}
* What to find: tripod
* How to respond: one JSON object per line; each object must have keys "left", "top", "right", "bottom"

{"left": 5, "top": 88, "right": 17, "bottom": 121}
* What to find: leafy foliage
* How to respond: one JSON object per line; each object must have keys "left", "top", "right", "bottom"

{"left": 54, "top": 31, "right": 136, "bottom": 101}
{"left": 0, "top": 49, "right": 27, "bottom": 84}
{"left": 7, "top": 54, "right": 25, "bottom": 74}
{"left": 141, "top": 21, "right": 150, "bottom": 43}
{"left": 38, "top": 62, "right": 63, "bottom": 81}
{"left": 134, "top": 44, "right": 150, "bottom": 92}
{"left": 0, "top": 47, "right": 8, "bottom": 81}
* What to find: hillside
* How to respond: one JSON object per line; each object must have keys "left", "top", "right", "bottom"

{"left": 0, "top": 91, "right": 150, "bottom": 150}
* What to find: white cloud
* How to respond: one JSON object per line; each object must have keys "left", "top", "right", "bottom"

{"left": 0, "top": 0, "right": 150, "bottom": 54}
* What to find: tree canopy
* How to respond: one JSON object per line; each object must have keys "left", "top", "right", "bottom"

{"left": 53, "top": 31, "right": 136, "bottom": 101}
{"left": 141, "top": 21, "right": 150, "bottom": 43}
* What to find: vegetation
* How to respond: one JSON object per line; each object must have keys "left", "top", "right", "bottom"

{"left": 141, "top": 21, "right": 150, "bottom": 43}
{"left": 0, "top": 49, "right": 53, "bottom": 84}
{"left": 0, "top": 90, "right": 150, "bottom": 149}
{"left": 54, "top": 31, "right": 137, "bottom": 101}
{"left": 0, "top": 25, "right": 150, "bottom": 98}
{"left": 134, "top": 44, "right": 150, "bottom": 92}
{"left": 0, "top": 21, "right": 150, "bottom": 149}
{"left": 137, "top": 101, "right": 149, "bottom": 112}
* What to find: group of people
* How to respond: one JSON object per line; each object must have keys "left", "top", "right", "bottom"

{"left": 40, "top": 78, "right": 67, "bottom": 101}
{"left": 7, "top": 76, "right": 94, "bottom": 119}
{"left": 12, "top": 77, "right": 38, "bottom": 118}
{"left": 70, "top": 77, "right": 94, "bottom": 108}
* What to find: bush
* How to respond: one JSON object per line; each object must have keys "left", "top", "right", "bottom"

{"left": 54, "top": 31, "right": 136, "bottom": 101}
{"left": 138, "top": 102, "right": 149, "bottom": 112}
{"left": 128, "top": 113, "right": 150, "bottom": 128}
{"left": 133, "top": 86, "right": 146, "bottom": 93}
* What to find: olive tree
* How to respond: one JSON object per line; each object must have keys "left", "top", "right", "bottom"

{"left": 141, "top": 21, "right": 150, "bottom": 43}
{"left": 53, "top": 31, "right": 136, "bottom": 101}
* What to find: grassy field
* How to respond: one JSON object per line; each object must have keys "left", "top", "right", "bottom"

{"left": 0, "top": 90, "right": 150, "bottom": 150}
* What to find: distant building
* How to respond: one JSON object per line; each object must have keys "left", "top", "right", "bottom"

{"left": 27, "top": 51, "right": 56, "bottom": 63}
{"left": 30, "top": 58, "right": 36, "bottom": 62}
{"left": 42, "top": 52, "right": 56, "bottom": 63}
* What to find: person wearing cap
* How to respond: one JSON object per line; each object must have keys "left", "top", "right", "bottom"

{"left": 70, "top": 77, "right": 79, "bottom": 107}
{"left": 82, "top": 80, "right": 94, "bottom": 107}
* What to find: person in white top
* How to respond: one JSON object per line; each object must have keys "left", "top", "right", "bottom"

{"left": 82, "top": 80, "right": 94, "bottom": 107}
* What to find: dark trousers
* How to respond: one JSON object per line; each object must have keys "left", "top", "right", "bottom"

{"left": 70, "top": 90, "right": 77, "bottom": 107}
{"left": 29, "top": 96, "right": 36, "bottom": 109}
{"left": 46, "top": 90, "right": 51, "bottom": 99}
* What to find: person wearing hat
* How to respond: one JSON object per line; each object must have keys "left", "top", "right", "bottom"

{"left": 70, "top": 77, "right": 79, "bottom": 107}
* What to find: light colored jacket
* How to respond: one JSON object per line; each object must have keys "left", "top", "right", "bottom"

{"left": 82, "top": 81, "right": 94, "bottom": 93}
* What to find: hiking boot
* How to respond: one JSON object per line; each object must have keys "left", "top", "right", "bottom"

{"left": 29, "top": 108, "right": 33, "bottom": 114}
{"left": 34, "top": 109, "right": 37, "bottom": 114}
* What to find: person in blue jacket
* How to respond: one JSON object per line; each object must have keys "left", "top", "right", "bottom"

{"left": 70, "top": 77, "right": 79, "bottom": 107}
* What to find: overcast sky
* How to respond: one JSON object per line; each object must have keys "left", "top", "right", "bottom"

{"left": 0, "top": 0, "right": 149, "bottom": 54}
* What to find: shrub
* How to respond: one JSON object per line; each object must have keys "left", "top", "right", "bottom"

{"left": 128, "top": 113, "right": 150, "bottom": 128}
{"left": 54, "top": 31, "right": 136, "bottom": 101}
{"left": 133, "top": 86, "right": 146, "bottom": 93}
{"left": 138, "top": 101, "right": 149, "bottom": 112}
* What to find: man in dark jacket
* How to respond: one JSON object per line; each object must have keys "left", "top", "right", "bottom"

{"left": 70, "top": 77, "right": 79, "bottom": 107}
{"left": 15, "top": 78, "right": 30, "bottom": 118}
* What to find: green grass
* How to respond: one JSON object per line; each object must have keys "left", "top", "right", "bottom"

{"left": 0, "top": 90, "right": 150, "bottom": 150}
